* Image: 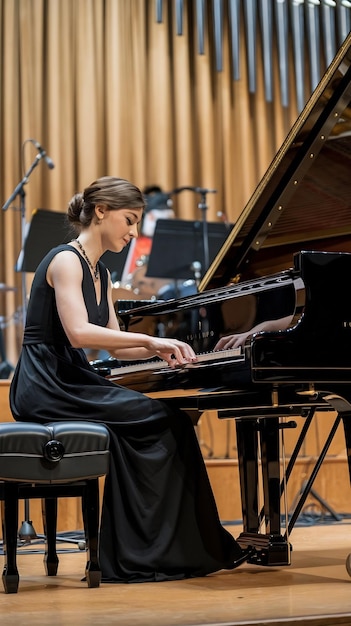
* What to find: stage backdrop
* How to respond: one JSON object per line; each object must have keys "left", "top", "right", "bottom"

{"left": 0, "top": 0, "right": 348, "bottom": 364}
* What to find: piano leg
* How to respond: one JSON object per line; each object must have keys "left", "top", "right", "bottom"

{"left": 236, "top": 417, "right": 291, "bottom": 566}
{"left": 341, "top": 413, "right": 351, "bottom": 579}
{"left": 260, "top": 417, "right": 281, "bottom": 535}
{"left": 341, "top": 412, "right": 351, "bottom": 485}
{"left": 235, "top": 418, "right": 259, "bottom": 533}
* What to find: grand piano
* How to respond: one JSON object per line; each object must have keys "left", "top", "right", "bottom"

{"left": 97, "top": 32, "right": 351, "bottom": 568}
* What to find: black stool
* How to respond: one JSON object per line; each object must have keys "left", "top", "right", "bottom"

{"left": 0, "top": 421, "right": 110, "bottom": 593}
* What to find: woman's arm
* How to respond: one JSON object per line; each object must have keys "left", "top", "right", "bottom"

{"left": 47, "top": 251, "right": 197, "bottom": 367}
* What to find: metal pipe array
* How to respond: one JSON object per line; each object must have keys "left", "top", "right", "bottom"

{"left": 155, "top": 0, "right": 351, "bottom": 110}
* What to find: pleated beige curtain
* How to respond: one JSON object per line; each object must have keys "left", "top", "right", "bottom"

{"left": 0, "top": 0, "right": 299, "bottom": 365}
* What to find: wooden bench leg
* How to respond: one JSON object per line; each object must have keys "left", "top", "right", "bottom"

{"left": 82, "top": 478, "right": 101, "bottom": 588}
{"left": 42, "top": 497, "right": 59, "bottom": 576}
{"left": 2, "top": 483, "right": 20, "bottom": 593}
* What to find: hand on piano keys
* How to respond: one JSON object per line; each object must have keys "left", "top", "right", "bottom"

{"left": 91, "top": 347, "right": 242, "bottom": 378}
{"left": 90, "top": 347, "right": 244, "bottom": 394}
{"left": 214, "top": 315, "right": 293, "bottom": 351}
{"left": 145, "top": 336, "right": 199, "bottom": 368}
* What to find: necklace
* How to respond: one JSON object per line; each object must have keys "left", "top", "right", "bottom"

{"left": 75, "top": 239, "right": 100, "bottom": 281}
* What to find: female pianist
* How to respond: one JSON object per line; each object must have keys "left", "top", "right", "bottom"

{"left": 10, "top": 175, "right": 253, "bottom": 583}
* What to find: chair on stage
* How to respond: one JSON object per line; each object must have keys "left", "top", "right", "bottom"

{"left": 0, "top": 420, "right": 110, "bottom": 593}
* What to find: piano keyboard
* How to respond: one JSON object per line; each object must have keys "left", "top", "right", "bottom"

{"left": 107, "top": 347, "right": 243, "bottom": 380}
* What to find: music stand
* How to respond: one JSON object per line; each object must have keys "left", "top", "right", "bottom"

{"left": 100, "top": 246, "right": 131, "bottom": 282}
{"left": 146, "top": 219, "right": 231, "bottom": 282}
{"left": 16, "top": 209, "right": 74, "bottom": 272}
{"left": 16, "top": 208, "right": 130, "bottom": 281}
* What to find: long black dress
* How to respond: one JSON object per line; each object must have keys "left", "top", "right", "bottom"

{"left": 10, "top": 244, "right": 243, "bottom": 582}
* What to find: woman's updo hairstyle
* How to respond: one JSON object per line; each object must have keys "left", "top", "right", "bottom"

{"left": 67, "top": 176, "right": 145, "bottom": 229}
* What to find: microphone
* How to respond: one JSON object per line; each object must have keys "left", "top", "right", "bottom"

{"left": 194, "top": 187, "right": 217, "bottom": 194}
{"left": 171, "top": 186, "right": 217, "bottom": 194}
{"left": 30, "top": 139, "right": 55, "bottom": 169}
{"left": 171, "top": 186, "right": 196, "bottom": 194}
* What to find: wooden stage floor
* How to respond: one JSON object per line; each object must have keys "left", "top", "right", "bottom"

{"left": 1, "top": 523, "right": 351, "bottom": 626}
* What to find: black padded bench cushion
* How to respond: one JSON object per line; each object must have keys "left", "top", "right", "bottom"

{"left": 0, "top": 422, "right": 110, "bottom": 483}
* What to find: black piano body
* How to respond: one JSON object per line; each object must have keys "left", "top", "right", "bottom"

{"left": 106, "top": 33, "right": 351, "bottom": 567}
{"left": 106, "top": 249, "right": 351, "bottom": 565}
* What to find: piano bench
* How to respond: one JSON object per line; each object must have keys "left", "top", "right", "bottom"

{"left": 0, "top": 421, "right": 110, "bottom": 594}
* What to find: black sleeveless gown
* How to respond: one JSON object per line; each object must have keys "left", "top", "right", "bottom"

{"left": 10, "top": 244, "right": 243, "bottom": 583}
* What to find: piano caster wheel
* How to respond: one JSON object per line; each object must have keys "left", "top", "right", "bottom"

{"left": 345, "top": 554, "right": 351, "bottom": 577}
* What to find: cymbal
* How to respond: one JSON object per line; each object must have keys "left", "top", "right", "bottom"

{"left": 0, "top": 283, "right": 16, "bottom": 292}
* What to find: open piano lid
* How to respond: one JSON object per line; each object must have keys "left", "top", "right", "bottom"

{"left": 199, "top": 32, "right": 351, "bottom": 292}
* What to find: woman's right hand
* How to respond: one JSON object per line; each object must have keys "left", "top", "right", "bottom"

{"left": 147, "top": 337, "right": 198, "bottom": 368}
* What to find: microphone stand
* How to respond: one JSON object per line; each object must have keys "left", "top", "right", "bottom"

{"left": 170, "top": 186, "right": 217, "bottom": 284}
{"left": 2, "top": 153, "right": 47, "bottom": 324}
{"left": 190, "top": 261, "right": 202, "bottom": 289}
{"left": 2, "top": 154, "right": 48, "bottom": 542}
{"left": 197, "top": 189, "right": 210, "bottom": 272}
